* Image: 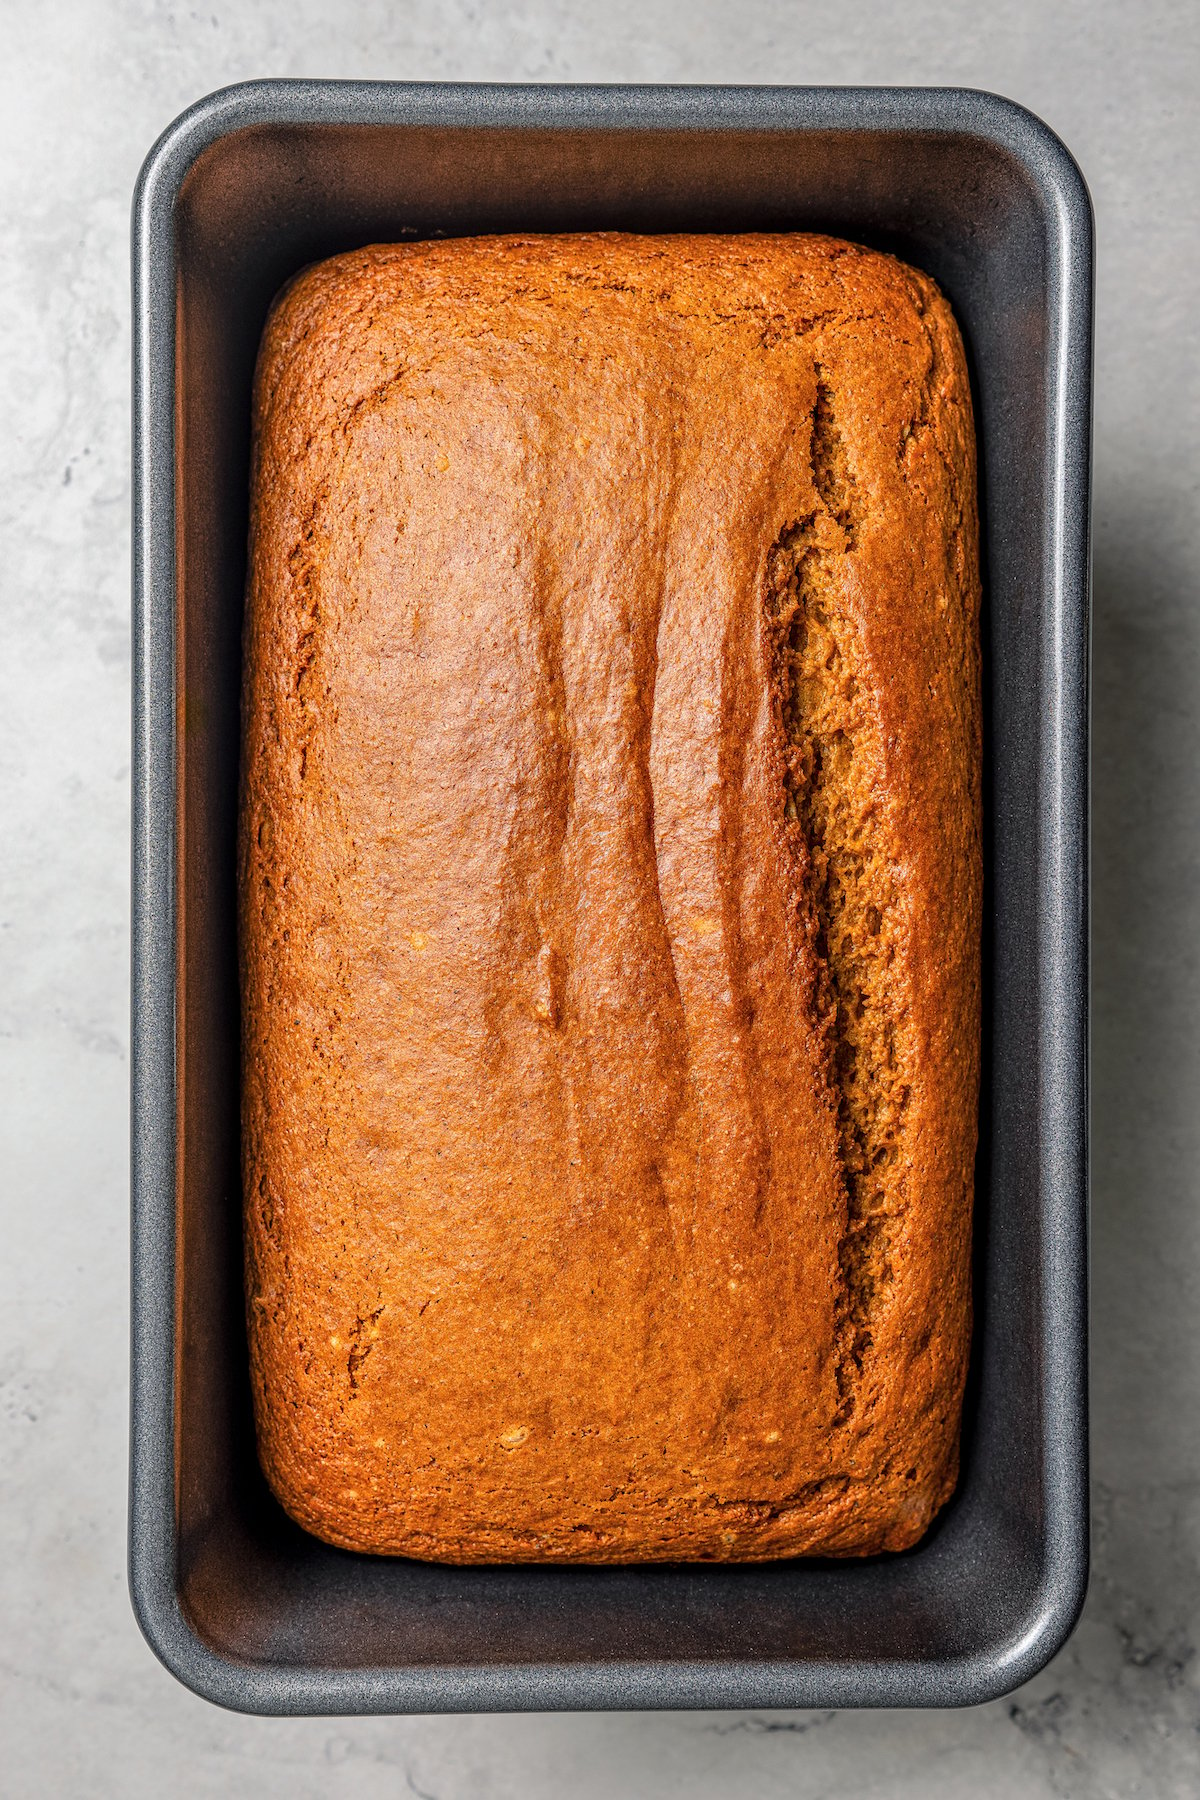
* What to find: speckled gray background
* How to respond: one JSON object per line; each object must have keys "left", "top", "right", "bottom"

{"left": 2, "top": 1, "right": 1197, "bottom": 1794}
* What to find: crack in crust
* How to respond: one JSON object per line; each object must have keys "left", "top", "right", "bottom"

{"left": 765, "top": 369, "right": 909, "bottom": 1423}
{"left": 347, "top": 1305, "right": 385, "bottom": 1391}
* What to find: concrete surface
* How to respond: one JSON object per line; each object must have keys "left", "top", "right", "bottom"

{"left": 2, "top": 1, "right": 1198, "bottom": 1794}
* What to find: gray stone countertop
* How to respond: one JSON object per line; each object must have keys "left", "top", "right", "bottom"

{"left": 2, "top": 2, "right": 1198, "bottom": 1794}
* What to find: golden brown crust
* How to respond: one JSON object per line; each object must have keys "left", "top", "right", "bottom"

{"left": 240, "top": 232, "right": 981, "bottom": 1561}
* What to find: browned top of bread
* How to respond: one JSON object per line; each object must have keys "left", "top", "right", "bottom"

{"left": 240, "top": 232, "right": 981, "bottom": 1562}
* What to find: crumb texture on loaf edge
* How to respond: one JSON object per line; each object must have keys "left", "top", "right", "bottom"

{"left": 239, "top": 232, "right": 982, "bottom": 1563}
{"left": 764, "top": 355, "right": 932, "bottom": 1447}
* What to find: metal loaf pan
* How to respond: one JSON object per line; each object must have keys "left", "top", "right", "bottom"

{"left": 131, "top": 81, "right": 1091, "bottom": 1714}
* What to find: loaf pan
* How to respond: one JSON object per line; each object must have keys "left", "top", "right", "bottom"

{"left": 131, "top": 81, "right": 1091, "bottom": 1714}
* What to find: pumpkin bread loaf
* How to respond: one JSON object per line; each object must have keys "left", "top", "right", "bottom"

{"left": 240, "top": 233, "right": 981, "bottom": 1561}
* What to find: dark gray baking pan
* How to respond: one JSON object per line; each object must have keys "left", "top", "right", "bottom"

{"left": 130, "top": 80, "right": 1091, "bottom": 1714}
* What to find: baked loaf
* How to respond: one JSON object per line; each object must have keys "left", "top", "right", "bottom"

{"left": 241, "top": 232, "right": 981, "bottom": 1562}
